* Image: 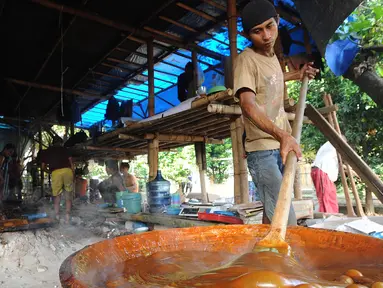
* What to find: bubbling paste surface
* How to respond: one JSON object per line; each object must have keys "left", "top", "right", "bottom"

{"left": 100, "top": 250, "right": 383, "bottom": 287}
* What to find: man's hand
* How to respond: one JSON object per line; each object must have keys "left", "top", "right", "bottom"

{"left": 299, "top": 62, "right": 319, "bottom": 80}
{"left": 279, "top": 132, "right": 302, "bottom": 165}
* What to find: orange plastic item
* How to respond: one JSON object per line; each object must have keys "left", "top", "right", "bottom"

{"left": 75, "top": 177, "right": 88, "bottom": 198}
{"left": 59, "top": 225, "right": 383, "bottom": 287}
{"left": 198, "top": 212, "right": 243, "bottom": 224}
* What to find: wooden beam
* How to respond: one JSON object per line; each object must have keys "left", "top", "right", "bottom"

{"left": 5, "top": 78, "right": 106, "bottom": 99}
{"left": 107, "top": 57, "right": 141, "bottom": 67}
{"left": 306, "top": 104, "right": 383, "bottom": 204}
{"left": 159, "top": 16, "right": 197, "bottom": 33}
{"left": 92, "top": 71, "right": 124, "bottom": 80}
{"left": 115, "top": 47, "right": 147, "bottom": 58}
{"left": 201, "top": 0, "right": 226, "bottom": 11}
{"left": 195, "top": 143, "right": 208, "bottom": 203}
{"left": 147, "top": 39, "right": 155, "bottom": 117}
{"left": 144, "top": 26, "right": 183, "bottom": 41}
{"left": 76, "top": 145, "right": 146, "bottom": 153}
{"left": 100, "top": 62, "right": 132, "bottom": 73}
{"left": 148, "top": 139, "right": 159, "bottom": 180}
{"left": 176, "top": 2, "right": 217, "bottom": 22}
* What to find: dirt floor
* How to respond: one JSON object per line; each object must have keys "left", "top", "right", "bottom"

{"left": 0, "top": 224, "right": 103, "bottom": 288}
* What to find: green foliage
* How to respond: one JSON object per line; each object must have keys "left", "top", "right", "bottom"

{"left": 334, "top": 0, "right": 383, "bottom": 75}
{"left": 158, "top": 146, "right": 195, "bottom": 184}
{"left": 206, "top": 138, "right": 232, "bottom": 184}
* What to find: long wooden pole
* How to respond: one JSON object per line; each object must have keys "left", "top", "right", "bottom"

{"left": 327, "top": 94, "right": 365, "bottom": 217}
{"left": 5, "top": 78, "right": 107, "bottom": 99}
{"left": 323, "top": 94, "right": 356, "bottom": 217}
{"left": 227, "top": 0, "right": 246, "bottom": 204}
{"left": 39, "top": 125, "right": 44, "bottom": 198}
{"left": 365, "top": 187, "right": 375, "bottom": 215}
{"left": 147, "top": 39, "right": 155, "bottom": 117}
{"left": 195, "top": 143, "right": 208, "bottom": 203}
{"left": 148, "top": 139, "right": 159, "bottom": 180}
{"left": 305, "top": 104, "right": 383, "bottom": 204}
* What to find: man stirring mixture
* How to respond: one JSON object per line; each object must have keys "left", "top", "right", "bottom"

{"left": 235, "top": 0, "right": 319, "bottom": 225}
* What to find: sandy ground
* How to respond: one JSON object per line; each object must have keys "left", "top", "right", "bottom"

{"left": 0, "top": 225, "right": 103, "bottom": 288}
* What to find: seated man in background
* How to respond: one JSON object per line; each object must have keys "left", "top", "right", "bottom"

{"left": 120, "top": 162, "right": 139, "bottom": 193}
{"left": 99, "top": 160, "right": 126, "bottom": 203}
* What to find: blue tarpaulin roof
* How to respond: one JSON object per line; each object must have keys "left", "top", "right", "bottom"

{"left": 76, "top": 0, "right": 346, "bottom": 129}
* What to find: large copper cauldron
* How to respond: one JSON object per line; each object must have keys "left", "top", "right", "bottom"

{"left": 59, "top": 225, "right": 383, "bottom": 287}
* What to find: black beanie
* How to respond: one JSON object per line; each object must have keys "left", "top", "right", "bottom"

{"left": 242, "top": 0, "right": 277, "bottom": 34}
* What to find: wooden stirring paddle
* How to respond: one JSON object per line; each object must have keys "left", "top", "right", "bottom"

{"left": 254, "top": 76, "right": 309, "bottom": 255}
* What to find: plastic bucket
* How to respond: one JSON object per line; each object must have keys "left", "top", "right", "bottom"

{"left": 122, "top": 193, "right": 142, "bottom": 214}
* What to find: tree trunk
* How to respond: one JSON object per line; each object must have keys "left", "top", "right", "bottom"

{"left": 344, "top": 66, "right": 383, "bottom": 108}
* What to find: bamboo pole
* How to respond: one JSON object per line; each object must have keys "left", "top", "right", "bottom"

{"left": 144, "top": 26, "right": 183, "bottom": 41}
{"left": 5, "top": 78, "right": 107, "bottom": 99}
{"left": 79, "top": 145, "right": 146, "bottom": 153}
{"left": 230, "top": 121, "right": 241, "bottom": 204}
{"left": 201, "top": 0, "right": 226, "bottom": 11}
{"left": 195, "top": 143, "right": 208, "bottom": 203}
{"left": 207, "top": 104, "right": 242, "bottom": 115}
{"left": 236, "top": 117, "right": 249, "bottom": 203}
{"left": 148, "top": 39, "right": 155, "bottom": 117}
{"left": 323, "top": 94, "right": 356, "bottom": 217}
{"left": 119, "top": 133, "right": 223, "bottom": 144}
{"left": 159, "top": 16, "right": 197, "bottom": 32}
{"left": 327, "top": 94, "right": 365, "bottom": 217}
{"left": 191, "top": 89, "right": 233, "bottom": 108}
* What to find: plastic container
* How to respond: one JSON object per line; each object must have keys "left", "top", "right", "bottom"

{"left": 147, "top": 170, "right": 171, "bottom": 213}
{"left": 166, "top": 207, "right": 181, "bottom": 215}
{"left": 22, "top": 213, "right": 47, "bottom": 221}
{"left": 122, "top": 193, "right": 142, "bottom": 214}
{"left": 75, "top": 177, "right": 88, "bottom": 199}
{"left": 171, "top": 193, "right": 181, "bottom": 207}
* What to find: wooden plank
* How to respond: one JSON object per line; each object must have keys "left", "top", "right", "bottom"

{"left": 176, "top": 2, "right": 217, "bottom": 22}
{"left": 306, "top": 104, "right": 383, "bottom": 203}
{"left": 116, "top": 212, "right": 220, "bottom": 228}
{"left": 195, "top": 143, "right": 208, "bottom": 203}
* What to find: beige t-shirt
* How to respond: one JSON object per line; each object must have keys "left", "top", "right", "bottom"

{"left": 234, "top": 47, "right": 291, "bottom": 152}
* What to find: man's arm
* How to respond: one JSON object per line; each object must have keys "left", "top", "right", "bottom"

{"left": 239, "top": 89, "right": 302, "bottom": 164}
{"left": 284, "top": 62, "right": 319, "bottom": 82}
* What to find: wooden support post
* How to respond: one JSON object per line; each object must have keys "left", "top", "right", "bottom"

{"left": 294, "top": 166, "right": 302, "bottom": 200}
{"left": 323, "top": 94, "right": 356, "bottom": 217}
{"left": 192, "top": 50, "right": 198, "bottom": 93}
{"left": 70, "top": 122, "right": 75, "bottom": 137}
{"left": 305, "top": 104, "right": 383, "bottom": 204}
{"left": 227, "top": 0, "right": 246, "bottom": 204}
{"left": 230, "top": 121, "right": 241, "bottom": 204}
{"left": 326, "top": 94, "right": 365, "bottom": 217}
{"left": 365, "top": 187, "right": 375, "bottom": 215}
{"left": 38, "top": 125, "right": 44, "bottom": 198}
{"left": 148, "top": 138, "right": 159, "bottom": 180}
{"left": 147, "top": 39, "right": 155, "bottom": 117}
{"left": 195, "top": 143, "right": 208, "bottom": 203}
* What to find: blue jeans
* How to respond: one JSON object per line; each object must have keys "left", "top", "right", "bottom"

{"left": 247, "top": 149, "right": 297, "bottom": 226}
